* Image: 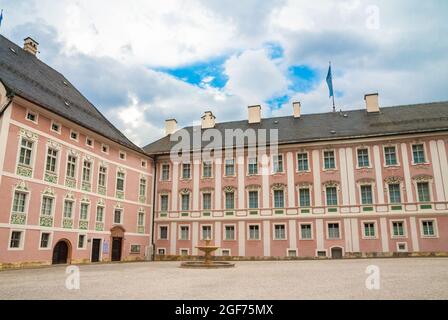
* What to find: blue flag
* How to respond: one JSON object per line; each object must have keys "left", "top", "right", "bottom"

{"left": 0, "top": 10, "right": 3, "bottom": 28}
{"left": 326, "top": 64, "right": 334, "bottom": 98}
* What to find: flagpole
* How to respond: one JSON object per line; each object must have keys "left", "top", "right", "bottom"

{"left": 330, "top": 61, "right": 335, "bottom": 113}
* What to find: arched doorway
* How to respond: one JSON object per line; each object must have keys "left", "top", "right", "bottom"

{"left": 110, "top": 226, "right": 125, "bottom": 262}
{"left": 52, "top": 239, "right": 72, "bottom": 264}
{"left": 330, "top": 247, "right": 343, "bottom": 259}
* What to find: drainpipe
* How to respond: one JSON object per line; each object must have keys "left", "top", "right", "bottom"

{"left": 150, "top": 156, "right": 157, "bottom": 261}
{"left": 0, "top": 91, "right": 15, "bottom": 117}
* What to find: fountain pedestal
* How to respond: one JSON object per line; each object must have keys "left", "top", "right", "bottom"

{"left": 180, "top": 240, "right": 235, "bottom": 269}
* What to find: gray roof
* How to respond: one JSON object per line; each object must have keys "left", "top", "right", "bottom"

{"left": 0, "top": 35, "right": 145, "bottom": 155}
{"left": 143, "top": 101, "right": 448, "bottom": 155}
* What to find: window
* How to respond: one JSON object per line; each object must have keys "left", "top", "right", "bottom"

{"left": 384, "top": 146, "right": 397, "bottom": 166}
{"left": 248, "top": 190, "right": 258, "bottom": 209}
{"left": 12, "top": 191, "right": 27, "bottom": 213}
{"left": 297, "top": 153, "right": 309, "bottom": 171}
{"left": 180, "top": 226, "right": 189, "bottom": 240}
{"left": 98, "top": 166, "right": 107, "bottom": 187}
{"left": 203, "top": 161, "right": 212, "bottom": 178}
{"left": 130, "top": 245, "right": 141, "bottom": 253}
{"left": 357, "top": 148, "right": 369, "bottom": 167}
{"left": 64, "top": 200, "right": 73, "bottom": 218}
{"left": 45, "top": 148, "right": 58, "bottom": 173}
{"left": 328, "top": 223, "right": 340, "bottom": 239}
{"left": 116, "top": 172, "right": 125, "bottom": 192}
{"left": 412, "top": 144, "right": 426, "bottom": 164}
{"left": 388, "top": 184, "right": 401, "bottom": 204}
{"left": 422, "top": 220, "right": 436, "bottom": 237}
{"left": 225, "top": 159, "right": 235, "bottom": 176}
{"left": 181, "top": 194, "right": 190, "bottom": 211}
{"left": 202, "top": 193, "right": 211, "bottom": 210}
{"left": 80, "top": 203, "right": 89, "bottom": 220}
{"left": 222, "top": 249, "right": 231, "bottom": 257}
{"left": 417, "top": 182, "right": 430, "bottom": 202}
{"left": 96, "top": 206, "right": 104, "bottom": 222}
{"left": 274, "top": 224, "right": 286, "bottom": 240}
{"left": 288, "top": 250, "right": 297, "bottom": 257}
{"left": 273, "top": 155, "right": 283, "bottom": 173}
{"left": 274, "top": 189, "right": 284, "bottom": 208}
{"left": 41, "top": 196, "right": 53, "bottom": 216}
{"left": 397, "top": 243, "right": 407, "bottom": 252}
{"left": 248, "top": 225, "right": 260, "bottom": 240}
{"left": 51, "top": 122, "right": 61, "bottom": 133}
{"left": 225, "top": 191, "right": 234, "bottom": 210}
{"left": 114, "top": 209, "right": 122, "bottom": 224}
{"left": 182, "top": 163, "right": 191, "bottom": 179}
{"left": 361, "top": 185, "right": 373, "bottom": 205}
{"left": 26, "top": 110, "right": 37, "bottom": 122}
{"left": 248, "top": 157, "right": 258, "bottom": 175}
{"left": 40, "top": 232, "right": 51, "bottom": 248}
{"left": 86, "top": 137, "right": 93, "bottom": 147}
{"left": 66, "top": 155, "right": 77, "bottom": 178}
{"left": 82, "top": 161, "right": 91, "bottom": 182}
{"left": 78, "top": 234, "right": 86, "bottom": 248}
{"left": 392, "top": 221, "right": 405, "bottom": 237}
{"left": 363, "top": 222, "right": 376, "bottom": 238}
{"left": 141, "top": 160, "right": 147, "bottom": 168}
{"left": 158, "top": 248, "right": 166, "bottom": 255}
{"left": 224, "top": 225, "right": 235, "bottom": 240}
{"left": 119, "top": 151, "right": 126, "bottom": 160}
{"left": 299, "top": 188, "right": 310, "bottom": 207}
{"left": 180, "top": 249, "right": 189, "bottom": 256}
{"left": 9, "top": 231, "right": 23, "bottom": 249}
{"left": 324, "top": 151, "right": 336, "bottom": 169}
{"left": 159, "top": 226, "right": 168, "bottom": 240}
{"left": 70, "top": 131, "right": 78, "bottom": 141}
{"left": 326, "top": 187, "right": 338, "bottom": 206}
{"left": 139, "top": 178, "right": 147, "bottom": 197}
{"left": 101, "top": 144, "right": 109, "bottom": 153}
{"left": 161, "top": 164, "right": 170, "bottom": 180}
{"left": 138, "top": 211, "right": 145, "bottom": 226}
{"left": 19, "top": 139, "right": 33, "bottom": 166}
{"left": 202, "top": 225, "right": 212, "bottom": 240}
{"left": 160, "top": 195, "right": 169, "bottom": 211}
{"left": 300, "top": 224, "right": 312, "bottom": 240}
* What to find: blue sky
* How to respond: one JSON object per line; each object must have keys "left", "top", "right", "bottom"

{"left": 0, "top": 0, "right": 447, "bottom": 146}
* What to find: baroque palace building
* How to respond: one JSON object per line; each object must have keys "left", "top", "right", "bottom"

{"left": 0, "top": 35, "right": 153, "bottom": 268}
{"left": 1, "top": 34, "right": 448, "bottom": 268}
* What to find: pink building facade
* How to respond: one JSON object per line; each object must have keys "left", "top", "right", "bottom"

{"left": 146, "top": 102, "right": 448, "bottom": 259}
{"left": 0, "top": 36, "right": 153, "bottom": 269}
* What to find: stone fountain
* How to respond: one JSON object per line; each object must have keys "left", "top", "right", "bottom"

{"left": 180, "top": 239, "right": 235, "bottom": 269}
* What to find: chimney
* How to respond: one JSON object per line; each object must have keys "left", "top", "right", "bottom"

{"left": 364, "top": 93, "right": 380, "bottom": 113}
{"left": 292, "top": 101, "right": 301, "bottom": 118}
{"left": 165, "top": 119, "right": 177, "bottom": 135}
{"left": 248, "top": 105, "right": 261, "bottom": 124}
{"left": 23, "top": 37, "right": 39, "bottom": 56}
{"left": 201, "top": 111, "right": 216, "bottom": 129}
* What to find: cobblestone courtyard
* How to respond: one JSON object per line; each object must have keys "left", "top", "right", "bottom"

{"left": 1, "top": 258, "right": 447, "bottom": 299}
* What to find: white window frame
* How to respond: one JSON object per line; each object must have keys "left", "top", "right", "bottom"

{"left": 247, "top": 223, "right": 261, "bottom": 241}
{"left": 65, "top": 153, "right": 78, "bottom": 181}
{"left": 115, "top": 170, "right": 126, "bottom": 193}
{"left": 359, "top": 183, "right": 375, "bottom": 205}
{"left": 326, "top": 221, "right": 342, "bottom": 240}
{"left": 287, "top": 248, "right": 298, "bottom": 257}
{"left": 298, "top": 186, "right": 312, "bottom": 208}
{"left": 180, "top": 192, "right": 191, "bottom": 212}
{"left": 38, "top": 231, "right": 53, "bottom": 250}
{"left": 141, "top": 159, "right": 147, "bottom": 168}
{"left": 16, "top": 136, "right": 37, "bottom": 169}
{"left": 361, "top": 220, "right": 378, "bottom": 239}
{"left": 180, "top": 248, "right": 190, "bottom": 256}
{"left": 69, "top": 130, "right": 79, "bottom": 142}
{"left": 157, "top": 248, "right": 166, "bottom": 255}
{"left": 113, "top": 208, "right": 123, "bottom": 225}
{"left": 273, "top": 223, "right": 287, "bottom": 240}
{"left": 414, "top": 180, "right": 433, "bottom": 203}
{"left": 355, "top": 146, "right": 372, "bottom": 169}
{"left": 419, "top": 218, "right": 438, "bottom": 238}
{"left": 119, "top": 150, "right": 127, "bottom": 160}
{"left": 8, "top": 229, "right": 26, "bottom": 251}
{"left": 85, "top": 136, "right": 94, "bottom": 148}
{"left": 201, "top": 191, "right": 213, "bottom": 211}
{"left": 50, "top": 120, "right": 61, "bottom": 134}
{"left": 299, "top": 222, "right": 314, "bottom": 240}
{"left": 387, "top": 182, "right": 403, "bottom": 204}
{"left": 322, "top": 149, "right": 337, "bottom": 171}
{"left": 272, "top": 153, "right": 284, "bottom": 174}
{"left": 296, "top": 151, "right": 310, "bottom": 172}
{"left": 181, "top": 162, "right": 192, "bottom": 180}
{"left": 383, "top": 144, "right": 400, "bottom": 167}
{"left": 25, "top": 109, "right": 38, "bottom": 124}
{"left": 160, "top": 163, "right": 171, "bottom": 181}
{"left": 223, "top": 224, "right": 236, "bottom": 241}
{"left": 390, "top": 219, "right": 408, "bottom": 239}
{"left": 202, "top": 161, "right": 213, "bottom": 178}
{"left": 396, "top": 242, "right": 408, "bottom": 252}
{"left": 247, "top": 188, "right": 260, "bottom": 209}
{"left": 45, "top": 145, "right": 60, "bottom": 174}
{"left": 159, "top": 193, "right": 170, "bottom": 212}
{"left": 101, "top": 144, "right": 109, "bottom": 154}
{"left": 97, "top": 165, "right": 108, "bottom": 189}
{"left": 178, "top": 225, "right": 190, "bottom": 241}
{"left": 247, "top": 156, "right": 258, "bottom": 176}
{"left": 77, "top": 233, "right": 87, "bottom": 250}
{"left": 221, "top": 249, "right": 231, "bottom": 256}
{"left": 200, "top": 224, "right": 213, "bottom": 240}
{"left": 224, "top": 158, "right": 236, "bottom": 177}
{"left": 158, "top": 225, "right": 169, "bottom": 240}
{"left": 411, "top": 142, "right": 429, "bottom": 165}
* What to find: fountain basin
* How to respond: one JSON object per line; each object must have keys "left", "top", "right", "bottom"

{"left": 180, "top": 261, "right": 235, "bottom": 269}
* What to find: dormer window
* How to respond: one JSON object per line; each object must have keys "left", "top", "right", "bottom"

{"left": 102, "top": 144, "right": 109, "bottom": 154}
{"left": 70, "top": 130, "right": 78, "bottom": 141}
{"left": 26, "top": 110, "right": 37, "bottom": 123}
{"left": 51, "top": 121, "right": 61, "bottom": 134}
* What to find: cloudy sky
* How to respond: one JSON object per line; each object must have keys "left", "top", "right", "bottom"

{"left": 1, "top": 0, "right": 447, "bottom": 146}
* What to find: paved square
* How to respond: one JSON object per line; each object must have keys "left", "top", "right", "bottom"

{"left": 1, "top": 258, "right": 447, "bottom": 299}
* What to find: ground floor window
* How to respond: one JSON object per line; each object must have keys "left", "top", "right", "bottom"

{"left": 248, "top": 225, "right": 259, "bottom": 240}
{"left": 224, "top": 225, "right": 235, "bottom": 240}
{"left": 421, "top": 220, "right": 436, "bottom": 237}
{"left": 180, "top": 226, "right": 189, "bottom": 240}
{"left": 221, "top": 249, "right": 231, "bottom": 256}
{"left": 274, "top": 224, "right": 286, "bottom": 240}
{"left": 9, "top": 231, "right": 23, "bottom": 249}
{"left": 157, "top": 248, "right": 166, "bottom": 255}
{"left": 180, "top": 249, "right": 189, "bottom": 256}
{"left": 130, "top": 245, "right": 141, "bottom": 253}
{"left": 202, "top": 225, "right": 212, "bottom": 240}
{"left": 327, "top": 223, "right": 340, "bottom": 239}
{"left": 287, "top": 249, "right": 297, "bottom": 257}
{"left": 78, "top": 234, "right": 86, "bottom": 248}
{"left": 392, "top": 221, "right": 405, "bottom": 237}
{"left": 40, "top": 232, "right": 51, "bottom": 248}
{"left": 363, "top": 222, "right": 376, "bottom": 238}
{"left": 159, "top": 226, "right": 168, "bottom": 240}
{"left": 300, "top": 224, "right": 312, "bottom": 240}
